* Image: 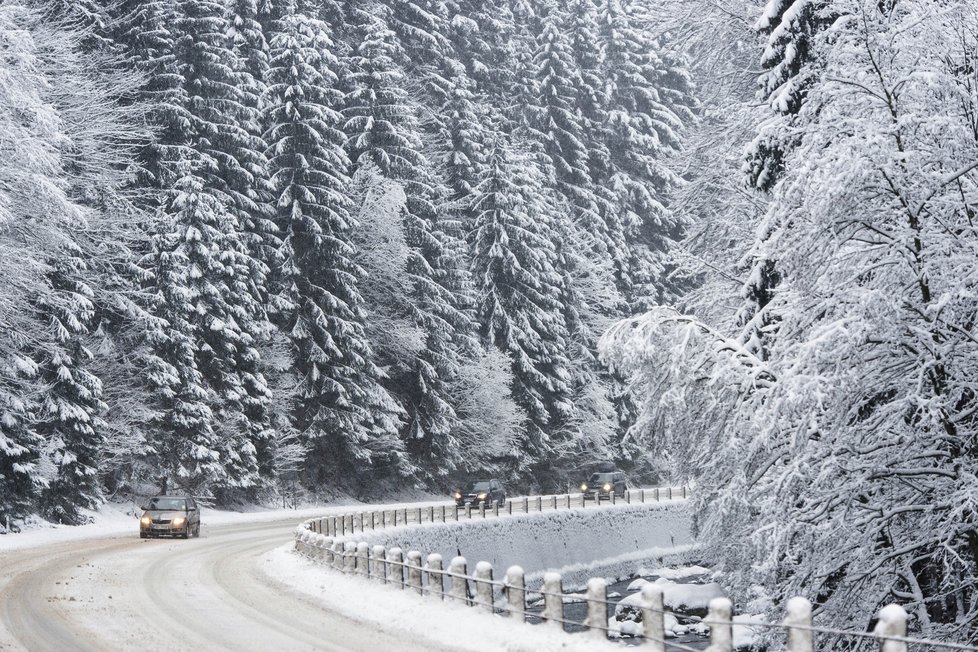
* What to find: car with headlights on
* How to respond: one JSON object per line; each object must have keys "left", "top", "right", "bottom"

{"left": 139, "top": 495, "right": 200, "bottom": 539}
{"left": 453, "top": 479, "right": 506, "bottom": 507}
{"left": 580, "top": 471, "right": 627, "bottom": 500}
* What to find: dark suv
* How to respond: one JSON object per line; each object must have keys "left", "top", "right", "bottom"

{"left": 453, "top": 479, "right": 506, "bottom": 507}
{"left": 139, "top": 495, "right": 201, "bottom": 539}
{"left": 581, "top": 470, "right": 627, "bottom": 500}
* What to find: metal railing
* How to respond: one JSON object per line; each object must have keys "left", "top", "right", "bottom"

{"left": 303, "top": 486, "right": 688, "bottom": 539}
{"left": 293, "top": 490, "right": 974, "bottom": 652}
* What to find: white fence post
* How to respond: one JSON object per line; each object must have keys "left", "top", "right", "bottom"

{"left": 426, "top": 553, "right": 443, "bottom": 599}
{"left": 586, "top": 577, "right": 607, "bottom": 640}
{"left": 640, "top": 584, "right": 666, "bottom": 652}
{"left": 505, "top": 565, "right": 525, "bottom": 620}
{"left": 874, "top": 604, "right": 908, "bottom": 652}
{"left": 388, "top": 547, "right": 404, "bottom": 588}
{"left": 343, "top": 541, "right": 357, "bottom": 574}
{"left": 785, "top": 597, "right": 813, "bottom": 652}
{"left": 356, "top": 542, "right": 369, "bottom": 576}
{"left": 406, "top": 550, "right": 423, "bottom": 595}
{"left": 371, "top": 544, "right": 386, "bottom": 583}
{"left": 474, "top": 561, "right": 494, "bottom": 613}
{"left": 543, "top": 572, "right": 563, "bottom": 628}
{"left": 706, "top": 597, "right": 733, "bottom": 652}
{"left": 331, "top": 541, "right": 344, "bottom": 571}
{"left": 449, "top": 556, "right": 469, "bottom": 605}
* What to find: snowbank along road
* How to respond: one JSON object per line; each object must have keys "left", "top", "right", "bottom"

{"left": 0, "top": 514, "right": 455, "bottom": 652}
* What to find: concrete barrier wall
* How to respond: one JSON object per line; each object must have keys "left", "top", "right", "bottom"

{"left": 343, "top": 500, "right": 692, "bottom": 577}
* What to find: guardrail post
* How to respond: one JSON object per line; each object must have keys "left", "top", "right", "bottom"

{"left": 449, "top": 556, "right": 469, "bottom": 605}
{"left": 388, "top": 547, "right": 404, "bottom": 588}
{"left": 331, "top": 541, "right": 344, "bottom": 571}
{"left": 874, "top": 604, "right": 908, "bottom": 652}
{"left": 552, "top": 496, "right": 557, "bottom": 510}
{"left": 566, "top": 494, "right": 571, "bottom": 509}
{"left": 372, "top": 545, "right": 386, "bottom": 583}
{"left": 441, "top": 505, "right": 446, "bottom": 522}
{"left": 785, "top": 597, "right": 813, "bottom": 652}
{"left": 343, "top": 541, "right": 357, "bottom": 574}
{"left": 406, "top": 551, "right": 423, "bottom": 595}
{"left": 416, "top": 507, "right": 422, "bottom": 524}
{"left": 523, "top": 497, "right": 528, "bottom": 513}
{"left": 403, "top": 508, "right": 408, "bottom": 524}
{"left": 536, "top": 496, "right": 542, "bottom": 511}
{"left": 359, "top": 512, "right": 364, "bottom": 532}
{"left": 507, "top": 500, "right": 512, "bottom": 515}
{"left": 654, "top": 487, "right": 659, "bottom": 501}
{"left": 586, "top": 577, "right": 607, "bottom": 639}
{"left": 611, "top": 491, "right": 616, "bottom": 505}
{"left": 480, "top": 503, "right": 486, "bottom": 518}
{"left": 429, "top": 506, "right": 434, "bottom": 522}
{"left": 543, "top": 572, "right": 563, "bottom": 628}
{"left": 505, "top": 565, "right": 525, "bottom": 620}
{"left": 356, "top": 542, "right": 369, "bottom": 576}
{"left": 321, "top": 537, "right": 333, "bottom": 564}
{"left": 668, "top": 487, "right": 673, "bottom": 500}
{"left": 640, "top": 584, "right": 666, "bottom": 652}
{"left": 682, "top": 485, "right": 688, "bottom": 499}
{"left": 494, "top": 502, "right": 499, "bottom": 517}
{"left": 706, "top": 597, "right": 733, "bottom": 651}
{"left": 474, "top": 562, "right": 494, "bottom": 613}
{"left": 626, "top": 489, "right": 631, "bottom": 504}
{"left": 426, "top": 553, "right": 443, "bottom": 598}
{"left": 466, "top": 505, "right": 472, "bottom": 519}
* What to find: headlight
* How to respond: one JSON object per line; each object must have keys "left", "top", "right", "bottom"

{"left": 603, "top": 483, "right": 612, "bottom": 491}
{"left": 478, "top": 493, "right": 487, "bottom": 500}
{"left": 172, "top": 517, "right": 186, "bottom": 527}
{"left": 140, "top": 516, "right": 150, "bottom": 526}
{"left": 581, "top": 484, "right": 588, "bottom": 491}
{"left": 454, "top": 492, "right": 461, "bottom": 500}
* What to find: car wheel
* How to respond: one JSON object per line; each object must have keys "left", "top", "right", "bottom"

{"left": 182, "top": 527, "right": 190, "bottom": 540}
{"left": 140, "top": 532, "right": 148, "bottom": 539}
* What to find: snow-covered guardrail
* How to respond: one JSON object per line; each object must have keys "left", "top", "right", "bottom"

{"left": 304, "top": 486, "right": 688, "bottom": 538}
{"left": 294, "top": 491, "right": 974, "bottom": 652}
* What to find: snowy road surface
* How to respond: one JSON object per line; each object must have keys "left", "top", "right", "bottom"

{"left": 0, "top": 516, "right": 450, "bottom": 652}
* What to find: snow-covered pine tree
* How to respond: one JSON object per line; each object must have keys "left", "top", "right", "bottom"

{"left": 745, "top": 0, "right": 830, "bottom": 192}
{"left": 264, "top": 3, "right": 406, "bottom": 484}
{"left": 35, "top": 250, "right": 107, "bottom": 525}
{"left": 739, "top": 0, "right": 832, "bottom": 361}
{"left": 528, "top": 3, "right": 602, "bottom": 240}
{"left": 344, "top": 13, "right": 474, "bottom": 478}
{"left": 109, "top": 0, "right": 187, "bottom": 193}
{"left": 428, "top": 59, "right": 491, "bottom": 213}
{"left": 142, "top": 171, "right": 260, "bottom": 494}
{"left": 126, "top": 0, "right": 277, "bottom": 496}
{"left": 596, "top": 0, "right": 692, "bottom": 306}
{"left": 444, "top": 0, "right": 513, "bottom": 90}
{"left": 470, "top": 143, "right": 576, "bottom": 483}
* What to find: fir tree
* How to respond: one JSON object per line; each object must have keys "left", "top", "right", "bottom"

{"left": 265, "top": 4, "right": 405, "bottom": 482}
{"left": 596, "top": 0, "right": 691, "bottom": 306}
{"left": 36, "top": 250, "right": 107, "bottom": 524}
{"left": 344, "top": 13, "right": 474, "bottom": 476}
{"left": 470, "top": 143, "right": 576, "bottom": 480}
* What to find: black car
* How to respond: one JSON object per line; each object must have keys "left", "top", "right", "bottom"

{"left": 581, "top": 470, "right": 627, "bottom": 500}
{"left": 453, "top": 479, "right": 506, "bottom": 507}
{"left": 139, "top": 495, "right": 201, "bottom": 539}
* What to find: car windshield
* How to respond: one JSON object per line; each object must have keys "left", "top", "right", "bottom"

{"left": 148, "top": 498, "right": 186, "bottom": 511}
{"left": 588, "top": 473, "right": 614, "bottom": 484}
{"left": 462, "top": 481, "right": 492, "bottom": 492}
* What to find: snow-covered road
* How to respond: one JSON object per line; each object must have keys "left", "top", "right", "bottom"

{"left": 0, "top": 516, "right": 450, "bottom": 652}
